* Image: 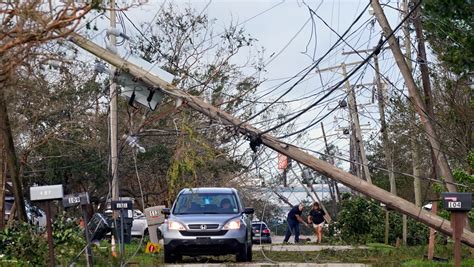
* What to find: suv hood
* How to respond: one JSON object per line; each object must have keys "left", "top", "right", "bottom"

{"left": 171, "top": 214, "right": 241, "bottom": 226}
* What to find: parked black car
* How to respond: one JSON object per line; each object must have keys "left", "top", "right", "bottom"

{"left": 251, "top": 221, "right": 272, "bottom": 244}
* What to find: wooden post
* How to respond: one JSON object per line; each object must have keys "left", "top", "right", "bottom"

{"left": 45, "top": 202, "right": 55, "bottom": 267}
{"left": 385, "top": 208, "right": 389, "bottom": 245}
{"left": 427, "top": 201, "right": 438, "bottom": 260}
{"left": 451, "top": 212, "right": 467, "bottom": 267}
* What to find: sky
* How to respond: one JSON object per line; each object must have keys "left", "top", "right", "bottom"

{"left": 80, "top": 0, "right": 407, "bottom": 185}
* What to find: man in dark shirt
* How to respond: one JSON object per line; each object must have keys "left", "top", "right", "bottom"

{"left": 283, "top": 203, "right": 309, "bottom": 243}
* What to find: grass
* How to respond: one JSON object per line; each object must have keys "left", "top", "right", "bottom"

{"left": 8, "top": 240, "right": 471, "bottom": 266}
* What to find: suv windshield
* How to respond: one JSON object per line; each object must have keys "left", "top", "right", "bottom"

{"left": 173, "top": 192, "right": 239, "bottom": 215}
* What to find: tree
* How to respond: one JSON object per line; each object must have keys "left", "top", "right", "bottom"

{"left": 422, "top": 0, "right": 474, "bottom": 75}
{"left": 0, "top": 0, "right": 96, "bottom": 223}
{"left": 116, "top": 3, "right": 267, "bottom": 203}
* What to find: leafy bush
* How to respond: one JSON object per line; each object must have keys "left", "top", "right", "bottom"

{"left": 0, "top": 222, "right": 48, "bottom": 265}
{"left": 0, "top": 215, "right": 86, "bottom": 266}
{"left": 335, "top": 196, "right": 429, "bottom": 245}
{"left": 52, "top": 215, "right": 86, "bottom": 265}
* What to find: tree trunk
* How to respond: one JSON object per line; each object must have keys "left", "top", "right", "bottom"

{"left": 0, "top": 85, "right": 26, "bottom": 222}
{"left": 0, "top": 144, "right": 5, "bottom": 229}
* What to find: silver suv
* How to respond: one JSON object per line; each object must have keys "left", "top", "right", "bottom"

{"left": 162, "top": 187, "right": 254, "bottom": 263}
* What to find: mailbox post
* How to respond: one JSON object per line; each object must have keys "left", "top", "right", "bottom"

{"left": 111, "top": 200, "right": 133, "bottom": 256}
{"left": 63, "top": 192, "right": 92, "bottom": 267}
{"left": 441, "top": 192, "right": 472, "bottom": 267}
{"left": 30, "top": 185, "right": 64, "bottom": 267}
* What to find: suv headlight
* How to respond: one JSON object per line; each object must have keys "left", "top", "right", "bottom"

{"left": 223, "top": 219, "right": 241, "bottom": 230}
{"left": 168, "top": 220, "right": 186, "bottom": 230}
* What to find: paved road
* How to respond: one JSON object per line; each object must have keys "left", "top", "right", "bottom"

{"left": 159, "top": 235, "right": 368, "bottom": 266}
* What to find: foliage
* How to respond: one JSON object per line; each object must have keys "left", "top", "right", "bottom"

{"left": 422, "top": 0, "right": 474, "bottom": 74}
{"left": 0, "top": 216, "right": 88, "bottom": 266}
{"left": 115, "top": 3, "right": 265, "bottom": 206}
{"left": 52, "top": 215, "right": 87, "bottom": 266}
{"left": 0, "top": 222, "right": 48, "bottom": 265}
{"left": 335, "top": 196, "right": 429, "bottom": 245}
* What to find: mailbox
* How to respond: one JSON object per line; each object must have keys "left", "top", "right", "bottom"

{"left": 111, "top": 200, "right": 133, "bottom": 210}
{"left": 144, "top": 205, "right": 166, "bottom": 226}
{"left": 442, "top": 192, "right": 472, "bottom": 211}
{"left": 62, "top": 192, "right": 89, "bottom": 208}
{"left": 30, "top": 185, "right": 64, "bottom": 201}
{"left": 144, "top": 205, "right": 166, "bottom": 244}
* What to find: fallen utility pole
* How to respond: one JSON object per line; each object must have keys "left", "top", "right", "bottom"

{"left": 370, "top": 0, "right": 457, "bottom": 193}
{"left": 67, "top": 32, "right": 474, "bottom": 247}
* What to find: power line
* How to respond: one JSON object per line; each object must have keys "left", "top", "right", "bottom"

{"left": 255, "top": 1, "right": 422, "bottom": 138}
{"left": 238, "top": 2, "right": 372, "bottom": 128}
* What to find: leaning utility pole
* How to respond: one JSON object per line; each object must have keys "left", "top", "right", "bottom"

{"left": 371, "top": 0, "right": 457, "bottom": 193}
{"left": 66, "top": 32, "right": 474, "bottom": 246}
{"left": 342, "top": 63, "right": 372, "bottom": 184}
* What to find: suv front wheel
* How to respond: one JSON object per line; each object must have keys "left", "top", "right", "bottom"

{"left": 236, "top": 241, "right": 252, "bottom": 262}
{"left": 164, "top": 245, "right": 182, "bottom": 263}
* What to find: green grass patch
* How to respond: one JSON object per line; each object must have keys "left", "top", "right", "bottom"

{"left": 59, "top": 240, "right": 474, "bottom": 266}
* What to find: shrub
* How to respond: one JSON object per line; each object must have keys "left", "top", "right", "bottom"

{"left": 335, "top": 196, "right": 429, "bottom": 245}
{"left": 0, "top": 222, "right": 48, "bottom": 265}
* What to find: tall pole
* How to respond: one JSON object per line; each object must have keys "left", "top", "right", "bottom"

{"left": 400, "top": 0, "right": 414, "bottom": 247}
{"left": 403, "top": 0, "right": 422, "bottom": 209}
{"left": 109, "top": 0, "right": 119, "bottom": 257}
{"left": 374, "top": 54, "right": 396, "bottom": 245}
{"left": 374, "top": 55, "right": 396, "bottom": 196}
{"left": 370, "top": 0, "right": 457, "bottom": 193}
{"left": 321, "top": 122, "right": 339, "bottom": 204}
{"left": 342, "top": 64, "right": 372, "bottom": 184}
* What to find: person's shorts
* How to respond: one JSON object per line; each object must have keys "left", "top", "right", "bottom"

{"left": 313, "top": 222, "right": 325, "bottom": 228}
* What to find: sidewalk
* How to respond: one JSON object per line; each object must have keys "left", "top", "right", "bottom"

{"left": 256, "top": 235, "right": 368, "bottom": 251}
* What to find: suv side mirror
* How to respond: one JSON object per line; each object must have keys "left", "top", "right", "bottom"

{"left": 162, "top": 208, "right": 170, "bottom": 215}
{"left": 243, "top": 207, "right": 254, "bottom": 214}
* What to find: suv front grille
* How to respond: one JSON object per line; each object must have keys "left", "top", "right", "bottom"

{"left": 179, "top": 230, "right": 228, "bottom": 236}
{"left": 188, "top": 224, "right": 219, "bottom": 230}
